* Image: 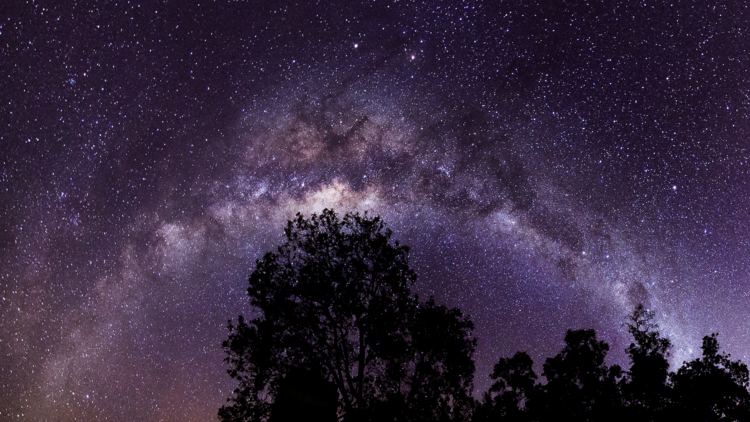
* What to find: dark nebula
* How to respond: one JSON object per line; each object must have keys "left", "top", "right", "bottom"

{"left": 2, "top": 1, "right": 750, "bottom": 420}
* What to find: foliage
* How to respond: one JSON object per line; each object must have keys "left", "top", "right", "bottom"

{"left": 220, "top": 209, "right": 476, "bottom": 422}
{"left": 475, "top": 305, "right": 750, "bottom": 422}
{"left": 473, "top": 351, "right": 538, "bottom": 422}
{"left": 671, "top": 333, "right": 750, "bottom": 421}
{"left": 402, "top": 296, "right": 477, "bottom": 422}
{"left": 539, "top": 329, "right": 623, "bottom": 421}
{"left": 219, "top": 214, "right": 750, "bottom": 422}
{"left": 622, "top": 304, "right": 672, "bottom": 420}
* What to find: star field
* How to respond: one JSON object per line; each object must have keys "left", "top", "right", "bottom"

{"left": 2, "top": 1, "right": 750, "bottom": 420}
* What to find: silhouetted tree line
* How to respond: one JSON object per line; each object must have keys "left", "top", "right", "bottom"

{"left": 473, "top": 308, "right": 750, "bottom": 422}
{"left": 220, "top": 210, "right": 750, "bottom": 422}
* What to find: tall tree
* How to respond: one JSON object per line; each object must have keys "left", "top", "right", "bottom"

{"left": 220, "top": 209, "right": 475, "bottom": 422}
{"left": 623, "top": 304, "right": 672, "bottom": 420}
{"left": 539, "top": 329, "right": 623, "bottom": 422}
{"left": 671, "top": 333, "right": 750, "bottom": 421}
{"left": 473, "top": 351, "right": 538, "bottom": 422}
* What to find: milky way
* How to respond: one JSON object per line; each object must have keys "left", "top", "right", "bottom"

{"left": 3, "top": 1, "right": 750, "bottom": 420}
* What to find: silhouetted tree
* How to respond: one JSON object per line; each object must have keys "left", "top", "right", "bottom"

{"left": 538, "top": 329, "right": 623, "bottom": 422}
{"left": 473, "top": 305, "right": 750, "bottom": 422}
{"left": 671, "top": 333, "right": 750, "bottom": 421}
{"left": 220, "top": 209, "right": 476, "bottom": 422}
{"left": 401, "top": 296, "right": 476, "bottom": 422}
{"left": 473, "top": 351, "right": 538, "bottom": 422}
{"left": 622, "top": 304, "right": 672, "bottom": 421}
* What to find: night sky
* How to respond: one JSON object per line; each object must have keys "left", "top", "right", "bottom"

{"left": 3, "top": 0, "right": 750, "bottom": 420}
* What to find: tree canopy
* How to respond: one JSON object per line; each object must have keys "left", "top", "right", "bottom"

{"left": 671, "top": 333, "right": 750, "bottom": 421}
{"left": 220, "top": 209, "right": 476, "bottom": 422}
{"left": 220, "top": 209, "right": 750, "bottom": 422}
{"left": 474, "top": 306, "right": 750, "bottom": 422}
{"left": 540, "top": 329, "right": 623, "bottom": 421}
{"left": 622, "top": 304, "right": 672, "bottom": 420}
